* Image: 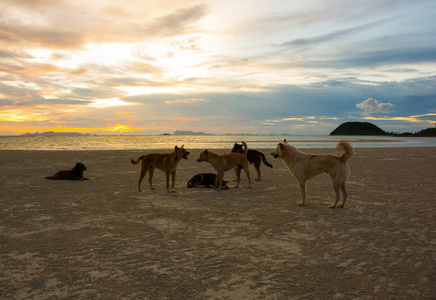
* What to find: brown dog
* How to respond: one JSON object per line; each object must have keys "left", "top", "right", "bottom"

{"left": 46, "top": 162, "right": 88, "bottom": 180}
{"left": 130, "top": 145, "right": 190, "bottom": 192}
{"left": 197, "top": 141, "right": 251, "bottom": 190}
{"left": 271, "top": 139, "right": 354, "bottom": 208}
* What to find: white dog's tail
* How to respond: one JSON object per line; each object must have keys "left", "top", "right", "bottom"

{"left": 241, "top": 141, "right": 248, "bottom": 157}
{"left": 337, "top": 141, "right": 354, "bottom": 162}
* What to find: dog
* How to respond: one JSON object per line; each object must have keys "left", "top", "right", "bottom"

{"left": 197, "top": 141, "right": 251, "bottom": 190}
{"left": 46, "top": 162, "right": 88, "bottom": 180}
{"left": 231, "top": 143, "right": 273, "bottom": 181}
{"left": 271, "top": 139, "right": 354, "bottom": 208}
{"left": 187, "top": 173, "right": 229, "bottom": 189}
{"left": 130, "top": 145, "right": 190, "bottom": 192}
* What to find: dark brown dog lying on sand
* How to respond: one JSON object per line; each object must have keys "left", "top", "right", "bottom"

{"left": 46, "top": 162, "right": 88, "bottom": 180}
{"left": 130, "top": 145, "right": 190, "bottom": 192}
{"left": 231, "top": 143, "right": 273, "bottom": 181}
{"left": 197, "top": 141, "right": 251, "bottom": 190}
{"left": 271, "top": 139, "right": 354, "bottom": 208}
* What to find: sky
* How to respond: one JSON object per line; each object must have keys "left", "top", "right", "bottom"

{"left": 0, "top": 0, "right": 435, "bottom": 135}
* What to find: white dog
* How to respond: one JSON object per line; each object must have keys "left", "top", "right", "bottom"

{"left": 271, "top": 139, "right": 354, "bottom": 208}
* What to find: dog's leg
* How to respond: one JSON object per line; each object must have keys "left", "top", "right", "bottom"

{"left": 298, "top": 181, "right": 306, "bottom": 206}
{"left": 164, "top": 171, "right": 170, "bottom": 192}
{"left": 217, "top": 172, "right": 224, "bottom": 190}
{"left": 233, "top": 167, "right": 238, "bottom": 181}
{"left": 148, "top": 166, "right": 155, "bottom": 190}
{"left": 170, "top": 171, "right": 176, "bottom": 193}
{"left": 244, "top": 165, "right": 251, "bottom": 188}
{"left": 138, "top": 166, "right": 148, "bottom": 192}
{"left": 330, "top": 183, "right": 341, "bottom": 209}
{"left": 235, "top": 166, "right": 241, "bottom": 188}
{"left": 337, "top": 183, "right": 347, "bottom": 208}
{"left": 254, "top": 162, "right": 261, "bottom": 181}
{"left": 214, "top": 173, "right": 219, "bottom": 189}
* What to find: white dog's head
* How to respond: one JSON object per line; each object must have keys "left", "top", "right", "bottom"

{"left": 271, "top": 139, "right": 289, "bottom": 159}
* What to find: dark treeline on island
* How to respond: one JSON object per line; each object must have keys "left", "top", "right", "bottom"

{"left": 330, "top": 122, "right": 436, "bottom": 137}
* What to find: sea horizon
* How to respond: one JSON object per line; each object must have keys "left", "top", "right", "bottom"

{"left": 0, "top": 134, "right": 435, "bottom": 151}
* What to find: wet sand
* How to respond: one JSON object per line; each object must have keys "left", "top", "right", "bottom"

{"left": 0, "top": 147, "right": 435, "bottom": 299}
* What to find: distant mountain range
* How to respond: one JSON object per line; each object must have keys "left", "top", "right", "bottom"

{"left": 173, "top": 130, "right": 214, "bottom": 136}
{"left": 20, "top": 131, "right": 92, "bottom": 137}
{"left": 172, "top": 130, "right": 275, "bottom": 136}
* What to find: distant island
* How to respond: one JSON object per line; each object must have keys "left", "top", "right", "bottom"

{"left": 330, "top": 122, "right": 386, "bottom": 135}
{"left": 173, "top": 130, "right": 214, "bottom": 136}
{"left": 172, "top": 131, "right": 261, "bottom": 136}
{"left": 330, "top": 122, "right": 436, "bottom": 137}
{"left": 20, "top": 131, "right": 92, "bottom": 137}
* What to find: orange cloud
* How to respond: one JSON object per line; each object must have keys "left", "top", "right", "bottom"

{"left": 0, "top": 62, "right": 86, "bottom": 77}
{"left": 363, "top": 116, "right": 434, "bottom": 124}
{"left": 105, "top": 124, "right": 133, "bottom": 132}
{"left": 0, "top": 108, "right": 50, "bottom": 122}
{"left": 115, "top": 111, "right": 135, "bottom": 115}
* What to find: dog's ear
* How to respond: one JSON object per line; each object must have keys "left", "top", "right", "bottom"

{"left": 175, "top": 146, "right": 179, "bottom": 151}
{"left": 283, "top": 139, "right": 288, "bottom": 144}
{"left": 181, "top": 144, "right": 184, "bottom": 148}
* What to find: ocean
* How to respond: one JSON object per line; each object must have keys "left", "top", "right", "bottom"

{"left": 0, "top": 135, "right": 435, "bottom": 151}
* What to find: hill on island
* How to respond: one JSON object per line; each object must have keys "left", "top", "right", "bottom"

{"left": 414, "top": 128, "right": 436, "bottom": 137}
{"left": 21, "top": 131, "right": 91, "bottom": 137}
{"left": 173, "top": 130, "right": 213, "bottom": 136}
{"left": 330, "top": 122, "right": 387, "bottom": 135}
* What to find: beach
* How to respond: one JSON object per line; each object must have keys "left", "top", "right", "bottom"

{"left": 0, "top": 147, "right": 435, "bottom": 299}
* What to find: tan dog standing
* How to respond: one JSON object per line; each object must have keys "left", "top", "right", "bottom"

{"left": 271, "top": 139, "right": 354, "bottom": 208}
{"left": 130, "top": 145, "right": 190, "bottom": 192}
{"left": 197, "top": 141, "right": 251, "bottom": 190}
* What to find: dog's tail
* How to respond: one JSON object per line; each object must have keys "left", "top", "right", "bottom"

{"left": 130, "top": 156, "right": 144, "bottom": 165}
{"left": 241, "top": 141, "right": 248, "bottom": 157}
{"left": 261, "top": 153, "right": 273, "bottom": 168}
{"left": 337, "top": 141, "right": 354, "bottom": 162}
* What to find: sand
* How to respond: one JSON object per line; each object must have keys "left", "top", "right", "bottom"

{"left": 0, "top": 147, "right": 435, "bottom": 299}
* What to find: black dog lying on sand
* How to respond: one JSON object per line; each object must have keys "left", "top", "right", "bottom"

{"left": 231, "top": 143, "right": 273, "bottom": 181}
{"left": 46, "top": 162, "right": 88, "bottom": 180}
{"left": 187, "top": 173, "right": 229, "bottom": 189}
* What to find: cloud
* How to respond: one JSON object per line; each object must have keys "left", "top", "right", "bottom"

{"left": 282, "top": 116, "right": 316, "bottom": 122}
{"left": 143, "top": 4, "right": 208, "bottom": 37}
{"left": 278, "top": 19, "right": 389, "bottom": 49}
{"left": 0, "top": 21, "right": 84, "bottom": 49}
{"left": 362, "top": 116, "right": 434, "bottom": 127}
{"left": 356, "top": 98, "right": 394, "bottom": 114}
{"left": 165, "top": 98, "right": 210, "bottom": 105}
{"left": 104, "top": 77, "right": 170, "bottom": 88}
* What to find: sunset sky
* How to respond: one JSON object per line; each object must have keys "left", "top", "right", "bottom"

{"left": 1, "top": 0, "right": 435, "bottom": 135}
